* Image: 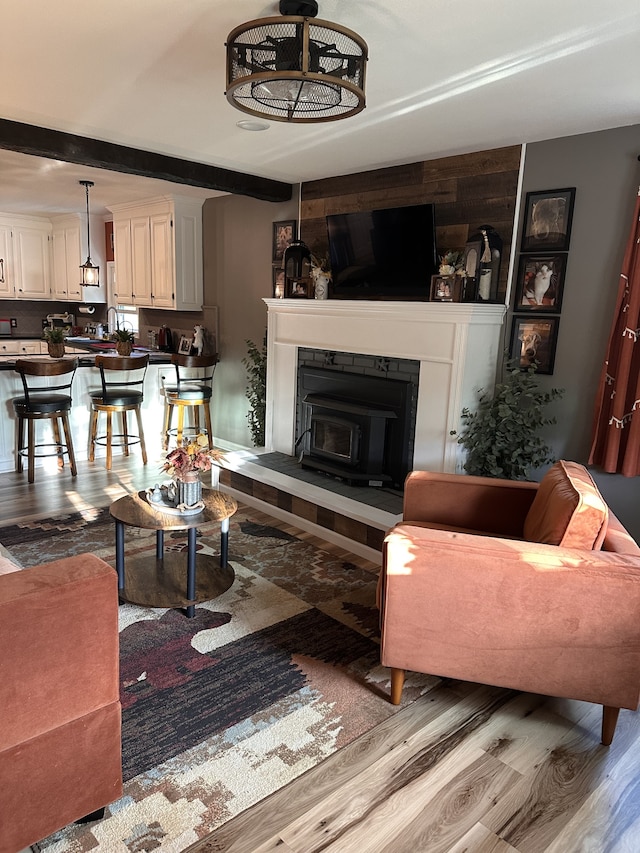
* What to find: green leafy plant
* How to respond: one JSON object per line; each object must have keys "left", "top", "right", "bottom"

{"left": 112, "top": 328, "right": 135, "bottom": 342}
{"left": 43, "top": 327, "right": 65, "bottom": 343}
{"left": 458, "top": 356, "right": 564, "bottom": 480}
{"left": 242, "top": 334, "right": 267, "bottom": 446}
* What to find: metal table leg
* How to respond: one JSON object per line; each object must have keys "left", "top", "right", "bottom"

{"left": 115, "top": 519, "right": 125, "bottom": 591}
{"left": 220, "top": 517, "right": 230, "bottom": 568}
{"left": 156, "top": 529, "right": 164, "bottom": 559}
{"left": 186, "top": 525, "right": 197, "bottom": 618}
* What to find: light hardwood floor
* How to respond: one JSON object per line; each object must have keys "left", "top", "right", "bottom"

{"left": 6, "top": 456, "right": 640, "bottom": 853}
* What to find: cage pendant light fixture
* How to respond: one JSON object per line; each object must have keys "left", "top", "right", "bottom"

{"left": 225, "top": 0, "right": 367, "bottom": 123}
{"left": 79, "top": 180, "right": 100, "bottom": 287}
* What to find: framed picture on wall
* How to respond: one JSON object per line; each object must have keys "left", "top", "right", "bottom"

{"left": 272, "top": 220, "right": 296, "bottom": 264}
{"left": 514, "top": 254, "right": 566, "bottom": 312}
{"left": 520, "top": 187, "right": 576, "bottom": 252}
{"left": 510, "top": 315, "right": 560, "bottom": 375}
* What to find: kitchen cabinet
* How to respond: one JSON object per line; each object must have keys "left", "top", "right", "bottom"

{"left": 0, "top": 216, "right": 52, "bottom": 300}
{"left": 51, "top": 214, "right": 107, "bottom": 304}
{"left": 108, "top": 196, "right": 203, "bottom": 311}
{"left": 0, "top": 226, "right": 12, "bottom": 298}
{"left": 52, "top": 217, "right": 83, "bottom": 300}
{"left": 0, "top": 340, "right": 42, "bottom": 355}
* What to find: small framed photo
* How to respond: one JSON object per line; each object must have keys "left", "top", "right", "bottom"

{"left": 520, "top": 187, "right": 576, "bottom": 252}
{"left": 510, "top": 316, "right": 560, "bottom": 375}
{"left": 430, "top": 274, "right": 461, "bottom": 302}
{"left": 272, "top": 266, "right": 285, "bottom": 298}
{"left": 272, "top": 220, "right": 296, "bottom": 265}
{"left": 286, "top": 278, "right": 311, "bottom": 299}
{"left": 178, "top": 335, "right": 193, "bottom": 355}
{"left": 514, "top": 254, "right": 566, "bottom": 312}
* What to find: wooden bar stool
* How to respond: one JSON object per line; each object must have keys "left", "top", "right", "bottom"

{"left": 12, "top": 358, "right": 78, "bottom": 484}
{"left": 162, "top": 353, "right": 218, "bottom": 450}
{"left": 89, "top": 354, "right": 149, "bottom": 470}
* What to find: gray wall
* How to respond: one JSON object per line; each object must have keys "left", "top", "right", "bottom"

{"left": 519, "top": 125, "right": 640, "bottom": 537}
{"left": 204, "top": 192, "right": 296, "bottom": 448}
{"left": 205, "top": 126, "right": 640, "bottom": 538}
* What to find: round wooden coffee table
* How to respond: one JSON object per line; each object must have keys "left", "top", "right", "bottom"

{"left": 109, "top": 488, "right": 237, "bottom": 617}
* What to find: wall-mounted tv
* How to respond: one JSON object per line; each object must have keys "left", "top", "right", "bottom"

{"left": 326, "top": 203, "right": 437, "bottom": 300}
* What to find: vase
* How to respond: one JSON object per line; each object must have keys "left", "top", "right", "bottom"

{"left": 313, "top": 274, "right": 330, "bottom": 300}
{"left": 176, "top": 471, "right": 202, "bottom": 507}
{"left": 116, "top": 341, "right": 133, "bottom": 356}
{"left": 47, "top": 342, "right": 65, "bottom": 358}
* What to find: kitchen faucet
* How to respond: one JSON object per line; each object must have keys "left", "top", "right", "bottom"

{"left": 106, "top": 306, "right": 119, "bottom": 334}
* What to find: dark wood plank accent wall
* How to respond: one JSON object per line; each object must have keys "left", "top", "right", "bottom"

{"left": 300, "top": 145, "right": 521, "bottom": 301}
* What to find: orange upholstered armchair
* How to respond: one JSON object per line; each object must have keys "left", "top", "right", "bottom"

{"left": 0, "top": 553, "right": 122, "bottom": 853}
{"left": 379, "top": 462, "right": 640, "bottom": 745}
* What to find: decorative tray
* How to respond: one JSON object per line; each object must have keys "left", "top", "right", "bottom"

{"left": 144, "top": 485, "right": 205, "bottom": 517}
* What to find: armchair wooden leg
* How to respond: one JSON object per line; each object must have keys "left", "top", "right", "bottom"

{"left": 390, "top": 668, "right": 405, "bottom": 705}
{"left": 602, "top": 705, "right": 621, "bottom": 746}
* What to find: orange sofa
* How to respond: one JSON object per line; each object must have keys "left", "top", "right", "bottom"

{"left": 379, "top": 462, "right": 640, "bottom": 745}
{"left": 0, "top": 553, "right": 122, "bottom": 853}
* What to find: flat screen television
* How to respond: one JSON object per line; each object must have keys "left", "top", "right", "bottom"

{"left": 326, "top": 203, "right": 437, "bottom": 300}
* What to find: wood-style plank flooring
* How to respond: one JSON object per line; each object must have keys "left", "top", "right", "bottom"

{"left": 6, "top": 456, "right": 640, "bottom": 853}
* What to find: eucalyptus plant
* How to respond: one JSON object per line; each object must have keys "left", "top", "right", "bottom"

{"left": 243, "top": 334, "right": 267, "bottom": 447}
{"left": 458, "top": 356, "right": 564, "bottom": 480}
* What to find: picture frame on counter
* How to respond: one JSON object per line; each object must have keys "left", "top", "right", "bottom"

{"left": 178, "top": 335, "right": 193, "bottom": 355}
{"left": 514, "top": 254, "right": 566, "bottom": 312}
{"left": 510, "top": 315, "right": 560, "bottom": 375}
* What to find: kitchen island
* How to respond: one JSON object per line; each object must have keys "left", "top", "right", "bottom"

{"left": 0, "top": 347, "right": 173, "bottom": 474}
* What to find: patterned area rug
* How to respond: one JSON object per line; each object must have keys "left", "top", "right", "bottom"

{"left": 1, "top": 504, "right": 437, "bottom": 852}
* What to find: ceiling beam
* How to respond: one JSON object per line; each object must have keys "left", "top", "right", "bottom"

{"left": 0, "top": 118, "right": 292, "bottom": 203}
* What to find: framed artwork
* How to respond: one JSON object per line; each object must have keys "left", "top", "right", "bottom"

{"left": 286, "top": 277, "right": 311, "bottom": 299}
{"left": 430, "top": 274, "right": 461, "bottom": 302}
{"left": 272, "top": 266, "right": 285, "bottom": 298}
{"left": 520, "top": 187, "right": 576, "bottom": 252}
{"left": 272, "top": 220, "right": 296, "bottom": 264}
{"left": 178, "top": 335, "right": 193, "bottom": 355}
{"left": 510, "top": 316, "right": 560, "bottom": 375}
{"left": 514, "top": 254, "right": 566, "bottom": 312}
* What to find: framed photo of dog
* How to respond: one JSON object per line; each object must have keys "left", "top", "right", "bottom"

{"left": 520, "top": 188, "right": 576, "bottom": 252}
{"left": 510, "top": 316, "right": 560, "bottom": 375}
{"left": 514, "top": 254, "right": 566, "bottom": 312}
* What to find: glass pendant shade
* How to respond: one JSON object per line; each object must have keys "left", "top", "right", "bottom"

{"left": 79, "top": 180, "right": 100, "bottom": 287}
{"left": 226, "top": 1, "right": 367, "bottom": 123}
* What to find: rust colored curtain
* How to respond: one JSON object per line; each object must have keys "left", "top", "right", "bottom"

{"left": 589, "top": 189, "right": 640, "bottom": 476}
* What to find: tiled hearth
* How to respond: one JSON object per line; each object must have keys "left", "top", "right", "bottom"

{"left": 218, "top": 449, "right": 403, "bottom": 559}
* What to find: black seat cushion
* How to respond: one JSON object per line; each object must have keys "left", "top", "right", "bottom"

{"left": 90, "top": 389, "right": 144, "bottom": 407}
{"left": 165, "top": 384, "right": 212, "bottom": 402}
{"left": 13, "top": 394, "right": 72, "bottom": 415}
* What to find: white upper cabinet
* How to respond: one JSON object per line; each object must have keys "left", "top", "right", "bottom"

{"left": 0, "top": 216, "right": 52, "bottom": 300}
{"left": 108, "top": 195, "right": 203, "bottom": 311}
{"left": 52, "top": 217, "right": 83, "bottom": 301}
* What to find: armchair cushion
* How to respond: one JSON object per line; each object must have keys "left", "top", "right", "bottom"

{"left": 523, "top": 460, "right": 608, "bottom": 550}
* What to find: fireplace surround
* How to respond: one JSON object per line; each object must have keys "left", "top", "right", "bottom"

{"left": 264, "top": 299, "right": 506, "bottom": 476}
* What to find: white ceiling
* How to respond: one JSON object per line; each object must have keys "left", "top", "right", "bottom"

{"left": 0, "top": 0, "right": 639, "bottom": 217}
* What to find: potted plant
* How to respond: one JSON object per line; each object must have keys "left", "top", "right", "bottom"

{"left": 43, "top": 327, "right": 66, "bottom": 358}
{"left": 112, "top": 328, "right": 135, "bottom": 356}
{"left": 242, "top": 334, "right": 266, "bottom": 446}
{"left": 457, "top": 355, "right": 564, "bottom": 480}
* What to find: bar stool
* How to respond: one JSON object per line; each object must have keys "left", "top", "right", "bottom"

{"left": 12, "top": 358, "right": 78, "bottom": 484}
{"left": 89, "top": 353, "right": 149, "bottom": 470}
{"left": 162, "top": 353, "right": 218, "bottom": 450}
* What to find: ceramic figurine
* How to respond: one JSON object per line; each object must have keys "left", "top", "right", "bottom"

{"left": 193, "top": 325, "right": 205, "bottom": 356}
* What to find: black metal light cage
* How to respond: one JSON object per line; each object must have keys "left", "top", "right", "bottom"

{"left": 225, "top": 13, "right": 368, "bottom": 123}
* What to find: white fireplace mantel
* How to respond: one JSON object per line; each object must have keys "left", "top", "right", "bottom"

{"left": 264, "top": 299, "right": 506, "bottom": 474}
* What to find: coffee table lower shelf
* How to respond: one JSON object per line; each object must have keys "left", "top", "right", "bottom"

{"left": 118, "top": 552, "right": 235, "bottom": 609}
